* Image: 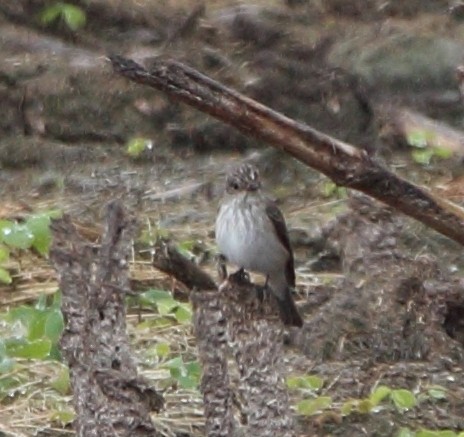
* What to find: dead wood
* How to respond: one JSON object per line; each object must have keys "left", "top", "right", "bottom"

{"left": 109, "top": 55, "right": 464, "bottom": 247}
{"left": 152, "top": 240, "right": 296, "bottom": 436}
{"left": 49, "top": 201, "right": 163, "bottom": 437}
{"left": 152, "top": 238, "right": 216, "bottom": 290}
{"left": 222, "top": 272, "right": 296, "bottom": 437}
{"left": 297, "top": 193, "right": 464, "bottom": 363}
{"left": 191, "top": 290, "right": 235, "bottom": 437}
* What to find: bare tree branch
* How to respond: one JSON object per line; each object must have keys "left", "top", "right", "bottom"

{"left": 109, "top": 55, "right": 464, "bottom": 247}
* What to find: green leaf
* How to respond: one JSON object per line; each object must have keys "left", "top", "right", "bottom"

{"left": 427, "top": 386, "right": 447, "bottom": 400}
{"left": 416, "top": 431, "right": 440, "bottom": 437}
{"left": 436, "top": 431, "right": 458, "bottom": 437}
{"left": 8, "top": 305, "right": 38, "bottom": 331}
{"left": 44, "top": 310, "right": 64, "bottom": 343}
{"left": 396, "top": 428, "right": 416, "bottom": 437}
{"left": 177, "top": 375, "right": 198, "bottom": 389}
{"left": 391, "top": 389, "right": 417, "bottom": 411}
{"left": 412, "top": 148, "right": 434, "bottom": 165}
{"left": 163, "top": 356, "right": 184, "bottom": 370}
{"left": 341, "top": 399, "right": 359, "bottom": 416}
{"left": 140, "top": 289, "right": 173, "bottom": 305}
{"left": 28, "top": 310, "right": 48, "bottom": 340}
{"left": 1, "top": 223, "right": 34, "bottom": 249}
{"left": 50, "top": 366, "right": 70, "bottom": 395}
{"left": 287, "top": 375, "right": 323, "bottom": 391}
{"left": 407, "top": 130, "right": 429, "bottom": 148}
{"left": 0, "top": 244, "right": 9, "bottom": 262}
{"left": 370, "top": 385, "right": 392, "bottom": 406}
{"left": 155, "top": 343, "right": 170, "bottom": 358}
{"left": 357, "top": 399, "right": 374, "bottom": 414}
{"left": 39, "top": 4, "right": 62, "bottom": 25}
{"left": 0, "top": 267, "right": 12, "bottom": 284}
{"left": 156, "top": 299, "right": 179, "bottom": 315}
{"left": 433, "top": 147, "right": 453, "bottom": 159}
{"left": 126, "top": 137, "right": 152, "bottom": 158}
{"left": 296, "top": 396, "right": 332, "bottom": 416}
{"left": 5, "top": 338, "right": 51, "bottom": 359}
{"left": 61, "top": 4, "right": 86, "bottom": 30}
{"left": 50, "top": 408, "right": 75, "bottom": 425}
{"left": 26, "top": 214, "right": 52, "bottom": 256}
{"left": 175, "top": 304, "right": 192, "bottom": 324}
{"left": 185, "top": 360, "right": 201, "bottom": 379}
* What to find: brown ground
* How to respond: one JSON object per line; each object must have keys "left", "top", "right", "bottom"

{"left": 1, "top": 0, "right": 464, "bottom": 436}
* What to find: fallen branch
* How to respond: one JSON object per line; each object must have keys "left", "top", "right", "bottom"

{"left": 109, "top": 55, "right": 464, "bottom": 246}
{"left": 152, "top": 238, "right": 216, "bottom": 289}
{"left": 50, "top": 201, "right": 163, "bottom": 437}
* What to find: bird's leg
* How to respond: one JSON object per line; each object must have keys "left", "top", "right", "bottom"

{"left": 216, "top": 254, "right": 228, "bottom": 281}
{"left": 261, "top": 274, "right": 272, "bottom": 301}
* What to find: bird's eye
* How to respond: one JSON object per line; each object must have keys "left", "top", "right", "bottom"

{"left": 231, "top": 182, "right": 239, "bottom": 190}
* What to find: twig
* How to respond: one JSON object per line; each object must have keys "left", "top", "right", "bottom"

{"left": 152, "top": 238, "right": 216, "bottom": 290}
{"left": 109, "top": 55, "right": 464, "bottom": 247}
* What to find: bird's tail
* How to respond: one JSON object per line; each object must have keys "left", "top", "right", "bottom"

{"left": 277, "top": 287, "right": 303, "bottom": 328}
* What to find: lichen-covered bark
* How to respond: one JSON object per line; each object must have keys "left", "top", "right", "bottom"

{"left": 221, "top": 274, "right": 296, "bottom": 437}
{"left": 50, "top": 201, "right": 163, "bottom": 437}
{"left": 191, "top": 290, "right": 235, "bottom": 437}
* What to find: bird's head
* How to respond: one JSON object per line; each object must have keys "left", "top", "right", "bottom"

{"left": 226, "top": 163, "right": 261, "bottom": 194}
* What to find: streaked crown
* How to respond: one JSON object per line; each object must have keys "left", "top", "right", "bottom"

{"left": 226, "top": 163, "right": 261, "bottom": 193}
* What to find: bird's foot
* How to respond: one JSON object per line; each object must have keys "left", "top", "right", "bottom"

{"left": 229, "top": 267, "right": 250, "bottom": 285}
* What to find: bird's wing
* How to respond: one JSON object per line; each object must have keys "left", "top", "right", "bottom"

{"left": 265, "top": 200, "right": 296, "bottom": 287}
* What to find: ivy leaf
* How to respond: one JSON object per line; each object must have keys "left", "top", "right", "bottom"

{"left": 50, "top": 365, "right": 70, "bottom": 395}
{"left": 341, "top": 399, "right": 359, "bottom": 416}
{"left": 0, "top": 244, "right": 9, "bottom": 262}
{"left": 44, "top": 309, "right": 64, "bottom": 343}
{"left": 50, "top": 408, "right": 75, "bottom": 426}
{"left": 26, "top": 214, "right": 52, "bottom": 256}
{"left": 1, "top": 222, "right": 34, "bottom": 249}
{"left": 391, "top": 389, "right": 417, "bottom": 411}
{"left": 287, "top": 375, "right": 323, "bottom": 391}
{"left": 370, "top": 385, "right": 392, "bottom": 406}
{"left": 0, "top": 267, "right": 12, "bottom": 285}
{"left": 155, "top": 343, "right": 170, "bottom": 358}
{"left": 296, "top": 396, "right": 332, "bottom": 416}
{"left": 175, "top": 304, "right": 192, "bottom": 324}
{"left": 396, "top": 428, "right": 416, "bottom": 437}
{"left": 61, "top": 4, "right": 86, "bottom": 30}
{"left": 126, "top": 137, "right": 152, "bottom": 158}
{"left": 5, "top": 338, "right": 51, "bottom": 359}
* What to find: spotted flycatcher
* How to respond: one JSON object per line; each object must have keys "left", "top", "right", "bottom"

{"left": 215, "top": 163, "right": 303, "bottom": 327}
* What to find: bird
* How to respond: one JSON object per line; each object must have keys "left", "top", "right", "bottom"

{"left": 215, "top": 163, "right": 303, "bottom": 327}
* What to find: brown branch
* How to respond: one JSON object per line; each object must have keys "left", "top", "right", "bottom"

{"left": 109, "top": 55, "right": 464, "bottom": 247}
{"left": 152, "top": 238, "right": 216, "bottom": 289}
{"left": 50, "top": 201, "right": 163, "bottom": 437}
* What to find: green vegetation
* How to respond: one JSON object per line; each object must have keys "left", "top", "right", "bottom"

{"left": 288, "top": 374, "right": 462, "bottom": 436}
{"left": 0, "top": 211, "right": 61, "bottom": 284}
{"left": 406, "top": 129, "right": 453, "bottom": 165}
{"left": 39, "top": 3, "right": 86, "bottom": 31}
